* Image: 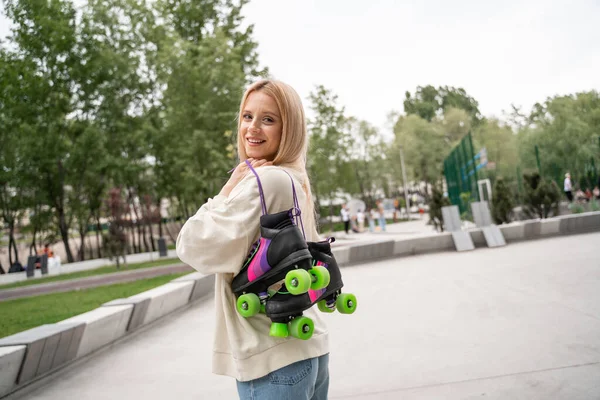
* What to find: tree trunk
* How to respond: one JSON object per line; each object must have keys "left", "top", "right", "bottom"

{"left": 148, "top": 221, "right": 156, "bottom": 252}
{"left": 8, "top": 221, "right": 17, "bottom": 266}
{"left": 78, "top": 230, "right": 86, "bottom": 261}
{"left": 58, "top": 208, "right": 75, "bottom": 263}
{"left": 29, "top": 227, "right": 38, "bottom": 256}
{"left": 157, "top": 199, "right": 164, "bottom": 239}
{"left": 329, "top": 194, "right": 334, "bottom": 233}
{"left": 164, "top": 222, "right": 177, "bottom": 243}
{"left": 129, "top": 224, "right": 137, "bottom": 253}
{"left": 140, "top": 222, "right": 149, "bottom": 253}
{"left": 95, "top": 216, "right": 103, "bottom": 258}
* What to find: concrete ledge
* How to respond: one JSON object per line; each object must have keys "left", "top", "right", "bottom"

{"left": 102, "top": 297, "right": 151, "bottom": 332}
{"left": 499, "top": 223, "right": 525, "bottom": 242}
{"left": 559, "top": 212, "right": 600, "bottom": 234}
{"left": 523, "top": 220, "right": 541, "bottom": 239}
{"left": 348, "top": 240, "right": 395, "bottom": 265}
{"left": 127, "top": 282, "right": 194, "bottom": 325}
{"left": 394, "top": 233, "right": 454, "bottom": 256}
{"left": 172, "top": 273, "right": 215, "bottom": 302}
{"left": 0, "top": 346, "right": 26, "bottom": 397}
{"left": 58, "top": 305, "right": 133, "bottom": 358}
{"left": 0, "top": 323, "right": 84, "bottom": 384}
{"left": 540, "top": 218, "right": 560, "bottom": 236}
{"left": 332, "top": 247, "right": 350, "bottom": 267}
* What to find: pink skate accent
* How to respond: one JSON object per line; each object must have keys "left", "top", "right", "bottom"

{"left": 308, "top": 288, "right": 326, "bottom": 303}
{"left": 247, "top": 237, "right": 272, "bottom": 282}
{"left": 315, "top": 260, "right": 328, "bottom": 268}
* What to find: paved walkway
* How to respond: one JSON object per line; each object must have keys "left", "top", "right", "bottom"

{"left": 18, "top": 232, "right": 600, "bottom": 399}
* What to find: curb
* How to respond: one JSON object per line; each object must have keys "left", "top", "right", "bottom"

{"left": 1, "top": 211, "right": 599, "bottom": 398}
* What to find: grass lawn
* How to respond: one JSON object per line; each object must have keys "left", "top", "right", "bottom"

{"left": 0, "top": 272, "right": 191, "bottom": 339}
{"left": 0, "top": 257, "right": 183, "bottom": 291}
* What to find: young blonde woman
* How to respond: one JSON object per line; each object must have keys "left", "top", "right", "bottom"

{"left": 176, "top": 80, "right": 330, "bottom": 399}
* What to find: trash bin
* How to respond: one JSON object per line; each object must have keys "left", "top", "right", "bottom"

{"left": 157, "top": 238, "right": 168, "bottom": 257}
{"left": 26, "top": 255, "right": 37, "bottom": 278}
{"left": 40, "top": 254, "right": 48, "bottom": 275}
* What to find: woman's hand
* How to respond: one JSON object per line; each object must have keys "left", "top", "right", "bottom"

{"left": 219, "top": 158, "right": 273, "bottom": 197}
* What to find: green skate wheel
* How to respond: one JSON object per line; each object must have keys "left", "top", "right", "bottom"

{"left": 236, "top": 293, "right": 260, "bottom": 318}
{"left": 289, "top": 316, "right": 314, "bottom": 340}
{"left": 260, "top": 304, "right": 266, "bottom": 314}
{"left": 270, "top": 322, "right": 289, "bottom": 338}
{"left": 285, "top": 269, "right": 311, "bottom": 295}
{"left": 336, "top": 293, "right": 357, "bottom": 314}
{"left": 309, "top": 266, "right": 330, "bottom": 290}
{"left": 317, "top": 299, "right": 334, "bottom": 313}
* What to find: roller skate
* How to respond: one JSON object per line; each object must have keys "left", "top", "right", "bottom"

{"left": 233, "top": 210, "right": 331, "bottom": 318}
{"left": 265, "top": 237, "right": 357, "bottom": 340}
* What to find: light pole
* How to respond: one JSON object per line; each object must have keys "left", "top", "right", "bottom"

{"left": 399, "top": 145, "right": 410, "bottom": 218}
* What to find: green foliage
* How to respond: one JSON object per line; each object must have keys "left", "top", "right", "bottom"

{"left": 472, "top": 119, "right": 519, "bottom": 185}
{"left": 429, "top": 185, "right": 451, "bottom": 232}
{"left": 319, "top": 204, "right": 342, "bottom": 219}
{"left": 0, "top": 0, "right": 263, "bottom": 263}
{"left": 307, "top": 85, "right": 352, "bottom": 227}
{"left": 492, "top": 178, "right": 515, "bottom": 224}
{"left": 522, "top": 173, "right": 561, "bottom": 219}
{"left": 404, "top": 85, "right": 482, "bottom": 124}
{"left": 571, "top": 204, "right": 586, "bottom": 214}
{"left": 392, "top": 114, "right": 446, "bottom": 190}
{"left": 517, "top": 91, "right": 600, "bottom": 188}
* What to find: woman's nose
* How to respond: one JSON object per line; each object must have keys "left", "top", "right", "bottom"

{"left": 249, "top": 118, "right": 259, "bottom": 131}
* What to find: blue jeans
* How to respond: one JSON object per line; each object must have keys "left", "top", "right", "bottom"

{"left": 378, "top": 217, "right": 386, "bottom": 231}
{"left": 236, "top": 354, "right": 329, "bottom": 400}
{"left": 368, "top": 219, "right": 375, "bottom": 232}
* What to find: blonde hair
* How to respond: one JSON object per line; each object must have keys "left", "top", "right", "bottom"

{"left": 237, "top": 80, "right": 318, "bottom": 236}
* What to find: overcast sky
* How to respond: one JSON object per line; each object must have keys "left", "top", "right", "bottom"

{"left": 2, "top": 0, "right": 599, "bottom": 134}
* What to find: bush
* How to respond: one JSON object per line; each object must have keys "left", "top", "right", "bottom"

{"left": 318, "top": 204, "right": 342, "bottom": 220}
{"left": 522, "top": 173, "right": 561, "bottom": 219}
{"left": 492, "top": 178, "right": 515, "bottom": 224}
{"left": 429, "top": 185, "right": 451, "bottom": 232}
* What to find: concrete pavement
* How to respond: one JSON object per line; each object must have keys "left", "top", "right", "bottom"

{"left": 13, "top": 232, "right": 600, "bottom": 400}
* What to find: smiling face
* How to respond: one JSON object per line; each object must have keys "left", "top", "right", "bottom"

{"left": 239, "top": 91, "right": 283, "bottom": 162}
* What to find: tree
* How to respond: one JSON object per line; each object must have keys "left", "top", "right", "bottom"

{"left": 307, "top": 85, "right": 352, "bottom": 230}
{"left": 429, "top": 185, "right": 450, "bottom": 232}
{"left": 392, "top": 114, "right": 447, "bottom": 198}
{"left": 522, "top": 173, "right": 561, "bottom": 219}
{"left": 103, "top": 188, "right": 129, "bottom": 268}
{"left": 404, "top": 85, "right": 482, "bottom": 124}
{"left": 518, "top": 91, "right": 600, "bottom": 189}
{"left": 344, "top": 118, "right": 389, "bottom": 207}
{"left": 473, "top": 119, "right": 518, "bottom": 185}
{"left": 492, "top": 178, "right": 514, "bottom": 224}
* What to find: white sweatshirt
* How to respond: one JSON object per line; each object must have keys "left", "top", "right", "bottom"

{"left": 176, "top": 166, "right": 329, "bottom": 382}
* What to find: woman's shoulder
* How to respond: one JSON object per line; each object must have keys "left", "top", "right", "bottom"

{"left": 252, "top": 166, "right": 303, "bottom": 187}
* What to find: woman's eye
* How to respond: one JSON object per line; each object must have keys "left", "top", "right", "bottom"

{"left": 264, "top": 117, "right": 274, "bottom": 123}
{"left": 243, "top": 114, "right": 252, "bottom": 120}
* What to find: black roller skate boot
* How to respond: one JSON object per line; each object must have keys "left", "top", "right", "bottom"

{"left": 233, "top": 210, "right": 329, "bottom": 319}
{"left": 266, "top": 237, "right": 357, "bottom": 340}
